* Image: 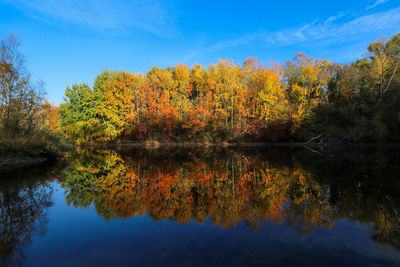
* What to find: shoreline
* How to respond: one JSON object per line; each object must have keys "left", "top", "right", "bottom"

{"left": 76, "top": 141, "right": 400, "bottom": 149}
{"left": 2, "top": 141, "right": 399, "bottom": 172}
{"left": 0, "top": 155, "right": 55, "bottom": 172}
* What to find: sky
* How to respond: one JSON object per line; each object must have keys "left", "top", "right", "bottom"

{"left": 1, "top": 0, "right": 400, "bottom": 104}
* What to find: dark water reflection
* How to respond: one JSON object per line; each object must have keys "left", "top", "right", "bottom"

{"left": 1, "top": 146, "right": 400, "bottom": 266}
{"left": 0, "top": 168, "right": 55, "bottom": 266}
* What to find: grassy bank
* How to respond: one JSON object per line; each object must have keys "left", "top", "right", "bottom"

{"left": 0, "top": 135, "right": 70, "bottom": 171}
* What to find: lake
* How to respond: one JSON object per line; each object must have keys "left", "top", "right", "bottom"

{"left": 1, "top": 146, "right": 400, "bottom": 266}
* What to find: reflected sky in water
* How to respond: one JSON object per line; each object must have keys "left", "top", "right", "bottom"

{"left": 1, "top": 146, "right": 400, "bottom": 266}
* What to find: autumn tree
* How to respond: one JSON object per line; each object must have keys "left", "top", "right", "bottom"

{"left": 0, "top": 33, "right": 45, "bottom": 138}
{"left": 97, "top": 72, "right": 143, "bottom": 140}
{"left": 243, "top": 58, "right": 290, "bottom": 140}
{"left": 285, "top": 53, "right": 335, "bottom": 132}
{"left": 367, "top": 35, "right": 400, "bottom": 103}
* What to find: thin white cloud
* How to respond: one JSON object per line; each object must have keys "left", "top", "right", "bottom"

{"left": 211, "top": 7, "right": 400, "bottom": 50}
{"left": 4, "top": 0, "right": 176, "bottom": 37}
{"left": 367, "top": 0, "right": 389, "bottom": 10}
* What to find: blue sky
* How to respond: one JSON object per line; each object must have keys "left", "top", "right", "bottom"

{"left": 1, "top": 0, "right": 399, "bottom": 104}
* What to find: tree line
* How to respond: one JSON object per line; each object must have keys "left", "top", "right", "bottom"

{"left": 58, "top": 33, "right": 400, "bottom": 143}
{"left": 2, "top": 32, "right": 400, "bottom": 145}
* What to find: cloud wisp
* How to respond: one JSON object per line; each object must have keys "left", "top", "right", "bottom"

{"left": 367, "top": 0, "right": 390, "bottom": 10}
{"left": 4, "top": 0, "right": 176, "bottom": 37}
{"left": 211, "top": 7, "right": 400, "bottom": 50}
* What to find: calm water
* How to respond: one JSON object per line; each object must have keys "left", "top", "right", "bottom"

{"left": 1, "top": 146, "right": 400, "bottom": 266}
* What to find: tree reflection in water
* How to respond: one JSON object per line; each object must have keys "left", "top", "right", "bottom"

{"left": 0, "top": 169, "right": 54, "bottom": 266}
{"left": 60, "top": 147, "right": 400, "bottom": 251}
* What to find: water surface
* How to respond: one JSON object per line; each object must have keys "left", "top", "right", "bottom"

{"left": 1, "top": 146, "right": 400, "bottom": 266}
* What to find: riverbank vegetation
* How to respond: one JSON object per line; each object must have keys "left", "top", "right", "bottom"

{"left": 57, "top": 33, "right": 400, "bottom": 144}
